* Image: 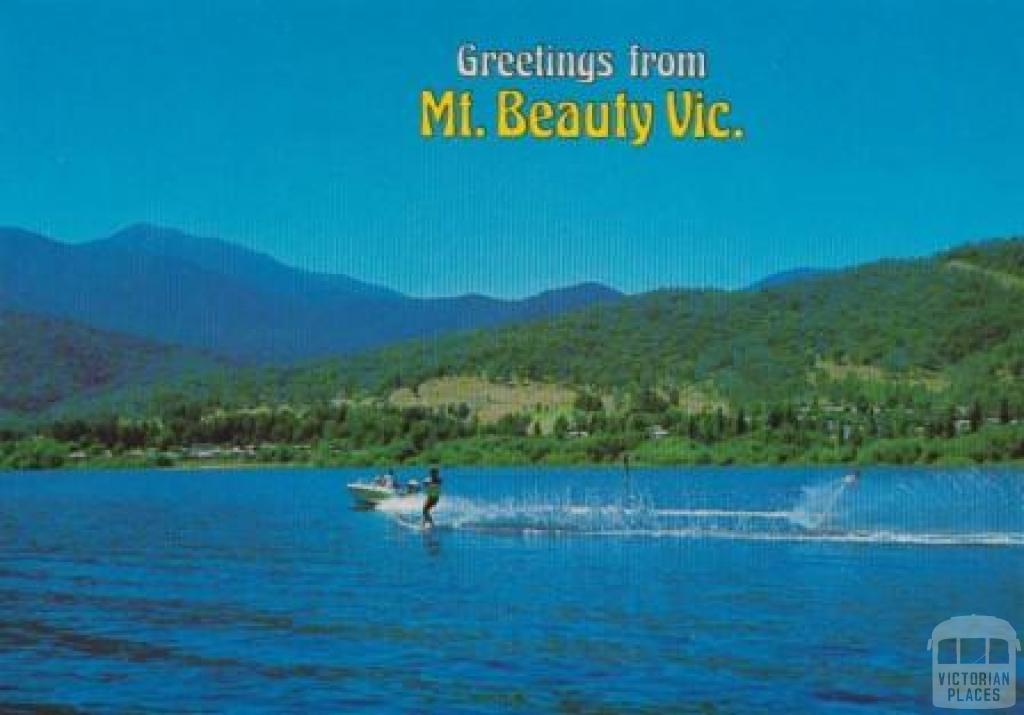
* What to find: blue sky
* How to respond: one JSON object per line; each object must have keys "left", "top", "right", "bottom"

{"left": 0, "top": 0, "right": 1021, "bottom": 297}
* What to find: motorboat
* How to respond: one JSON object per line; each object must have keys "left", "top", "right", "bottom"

{"left": 347, "top": 473, "right": 420, "bottom": 506}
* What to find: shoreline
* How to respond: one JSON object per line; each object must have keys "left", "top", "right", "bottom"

{"left": 5, "top": 424, "right": 1023, "bottom": 471}
{"left": 3, "top": 457, "right": 1023, "bottom": 472}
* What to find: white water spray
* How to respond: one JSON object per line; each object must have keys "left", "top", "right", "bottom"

{"left": 788, "top": 477, "right": 853, "bottom": 530}
{"left": 372, "top": 472, "right": 1023, "bottom": 547}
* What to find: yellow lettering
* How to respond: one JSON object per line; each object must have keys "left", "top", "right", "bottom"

{"left": 420, "top": 90, "right": 455, "bottom": 137}
{"left": 707, "top": 102, "right": 730, "bottom": 139}
{"left": 665, "top": 90, "right": 693, "bottom": 137}
{"left": 529, "top": 101, "right": 555, "bottom": 139}
{"left": 497, "top": 90, "right": 527, "bottom": 138}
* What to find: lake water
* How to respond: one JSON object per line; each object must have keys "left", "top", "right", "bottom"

{"left": 1, "top": 466, "right": 1022, "bottom": 713}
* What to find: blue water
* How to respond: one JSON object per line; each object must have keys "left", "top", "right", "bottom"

{"left": 1, "top": 467, "right": 1022, "bottom": 713}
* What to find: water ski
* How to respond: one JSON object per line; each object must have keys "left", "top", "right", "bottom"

{"left": 393, "top": 513, "right": 426, "bottom": 531}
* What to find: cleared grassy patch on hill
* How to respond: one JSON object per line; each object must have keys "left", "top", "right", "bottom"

{"left": 389, "top": 376, "right": 576, "bottom": 426}
{"left": 946, "top": 259, "right": 1024, "bottom": 292}
{"left": 810, "top": 360, "right": 949, "bottom": 393}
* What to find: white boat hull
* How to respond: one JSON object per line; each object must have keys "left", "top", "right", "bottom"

{"left": 347, "top": 483, "right": 396, "bottom": 505}
{"left": 347, "top": 475, "right": 422, "bottom": 506}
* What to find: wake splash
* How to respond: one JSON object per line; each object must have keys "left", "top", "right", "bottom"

{"left": 376, "top": 476, "right": 1024, "bottom": 547}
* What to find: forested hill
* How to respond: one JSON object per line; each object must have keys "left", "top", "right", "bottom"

{"left": 4, "top": 238, "right": 1022, "bottom": 424}
{"left": 944, "top": 237, "right": 1024, "bottom": 278}
{"left": 0, "top": 312, "right": 223, "bottom": 421}
{"left": 5, "top": 238, "right": 1023, "bottom": 468}
{"left": 236, "top": 238, "right": 1024, "bottom": 411}
{"left": 94, "top": 236, "right": 1015, "bottom": 419}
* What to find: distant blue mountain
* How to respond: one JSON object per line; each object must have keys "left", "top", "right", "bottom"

{"left": 747, "top": 268, "right": 833, "bottom": 291}
{"left": 0, "top": 225, "right": 623, "bottom": 363}
{"left": 96, "top": 224, "right": 403, "bottom": 301}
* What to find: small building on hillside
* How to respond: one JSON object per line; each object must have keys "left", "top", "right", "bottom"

{"left": 648, "top": 425, "right": 670, "bottom": 440}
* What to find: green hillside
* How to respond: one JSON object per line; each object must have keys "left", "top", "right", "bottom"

{"left": 945, "top": 237, "right": 1024, "bottom": 278}
{"left": 0, "top": 311, "right": 223, "bottom": 417}
{"left": 244, "top": 242, "right": 1024, "bottom": 411}
{"left": 3, "top": 239, "right": 1022, "bottom": 468}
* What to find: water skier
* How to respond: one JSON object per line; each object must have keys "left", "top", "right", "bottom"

{"left": 423, "top": 466, "right": 442, "bottom": 527}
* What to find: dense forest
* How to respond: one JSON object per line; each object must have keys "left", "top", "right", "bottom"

{"left": 2, "top": 238, "right": 1022, "bottom": 468}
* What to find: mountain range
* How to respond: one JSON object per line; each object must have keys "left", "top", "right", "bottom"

{"left": 0, "top": 224, "right": 622, "bottom": 363}
{"left": 186, "top": 237, "right": 1024, "bottom": 414}
{"left": 2, "top": 223, "right": 1020, "bottom": 422}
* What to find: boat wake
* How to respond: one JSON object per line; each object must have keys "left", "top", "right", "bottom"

{"left": 377, "top": 476, "right": 1024, "bottom": 547}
